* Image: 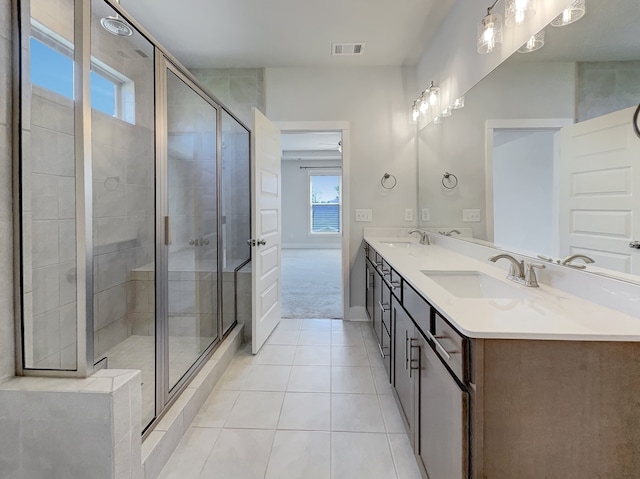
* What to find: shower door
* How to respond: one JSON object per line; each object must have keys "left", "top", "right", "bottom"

{"left": 159, "top": 60, "right": 221, "bottom": 402}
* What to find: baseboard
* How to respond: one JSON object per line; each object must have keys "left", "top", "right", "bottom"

{"left": 346, "top": 306, "right": 368, "bottom": 320}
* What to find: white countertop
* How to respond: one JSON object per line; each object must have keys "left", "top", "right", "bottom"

{"left": 365, "top": 236, "right": 640, "bottom": 341}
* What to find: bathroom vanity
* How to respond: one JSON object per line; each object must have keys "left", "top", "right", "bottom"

{"left": 364, "top": 236, "right": 640, "bottom": 479}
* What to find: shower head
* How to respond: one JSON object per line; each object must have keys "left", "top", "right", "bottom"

{"left": 100, "top": 16, "right": 133, "bottom": 36}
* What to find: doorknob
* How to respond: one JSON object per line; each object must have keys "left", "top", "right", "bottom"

{"left": 257, "top": 239, "right": 267, "bottom": 246}
{"left": 630, "top": 241, "right": 640, "bottom": 249}
{"left": 247, "top": 239, "right": 255, "bottom": 246}
{"left": 247, "top": 239, "right": 267, "bottom": 247}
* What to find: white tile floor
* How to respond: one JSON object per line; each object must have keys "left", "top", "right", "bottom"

{"left": 158, "top": 319, "right": 423, "bottom": 479}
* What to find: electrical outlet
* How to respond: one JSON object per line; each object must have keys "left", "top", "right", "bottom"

{"left": 355, "top": 209, "right": 373, "bottom": 222}
{"left": 421, "top": 208, "right": 430, "bottom": 222}
{"left": 404, "top": 208, "right": 414, "bottom": 221}
{"left": 463, "top": 209, "right": 481, "bottom": 222}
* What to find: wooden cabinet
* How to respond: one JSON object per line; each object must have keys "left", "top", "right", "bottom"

{"left": 392, "top": 299, "right": 417, "bottom": 446}
{"left": 416, "top": 334, "right": 469, "bottom": 479}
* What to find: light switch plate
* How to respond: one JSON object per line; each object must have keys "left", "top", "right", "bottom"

{"left": 355, "top": 209, "right": 373, "bottom": 222}
{"left": 463, "top": 209, "right": 481, "bottom": 222}
{"left": 404, "top": 208, "right": 414, "bottom": 221}
{"left": 421, "top": 208, "right": 430, "bottom": 221}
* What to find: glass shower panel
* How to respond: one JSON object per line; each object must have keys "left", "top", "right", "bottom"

{"left": 166, "top": 70, "right": 219, "bottom": 390}
{"left": 221, "top": 111, "right": 251, "bottom": 334}
{"left": 90, "top": 0, "right": 156, "bottom": 428}
{"left": 24, "top": 0, "right": 77, "bottom": 370}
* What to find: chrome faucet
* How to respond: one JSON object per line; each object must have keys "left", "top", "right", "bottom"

{"left": 489, "top": 253, "right": 525, "bottom": 283}
{"left": 559, "top": 254, "right": 594, "bottom": 269}
{"left": 408, "top": 229, "right": 430, "bottom": 245}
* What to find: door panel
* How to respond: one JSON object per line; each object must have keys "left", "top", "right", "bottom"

{"left": 166, "top": 69, "right": 219, "bottom": 390}
{"left": 559, "top": 107, "right": 640, "bottom": 274}
{"left": 251, "top": 109, "right": 282, "bottom": 353}
{"left": 393, "top": 301, "right": 415, "bottom": 444}
{"left": 418, "top": 336, "right": 469, "bottom": 479}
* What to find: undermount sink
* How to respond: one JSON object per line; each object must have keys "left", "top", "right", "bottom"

{"left": 421, "top": 270, "right": 534, "bottom": 300}
{"left": 380, "top": 241, "right": 420, "bottom": 249}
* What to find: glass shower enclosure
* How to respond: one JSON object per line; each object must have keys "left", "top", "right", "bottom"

{"left": 16, "top": 0, "right": 251, "bottom": 433}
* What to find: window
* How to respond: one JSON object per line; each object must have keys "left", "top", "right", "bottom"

{"left": 310, "top": 173, "right": 341, "bottom": 234}
{"left": 30, "top": 20, "right": 135, "bottom": 123}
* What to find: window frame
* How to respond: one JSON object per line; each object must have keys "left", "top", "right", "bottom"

{"left": 308, "top": 170, "right": 342, "bottom": 236}
{"left": 30, "top": 19, "right": 136, "bottom": 124}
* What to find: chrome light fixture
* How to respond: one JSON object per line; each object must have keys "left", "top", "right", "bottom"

{"left": 412, "top": 101, "right": 420, "bottom": 123}
{"left": 551, "top": 0, "right": 586, "bottom": 27}
{"left": 478, "top": 0, "right": 503, "bottom": 54}
{"left": 506, "top": 0, "right": 536, "bottom": 26}
{"left": 517, "top": 29, "right": 545, "bottom": 53}
{"left": 440, "top": 106, "right": 452, "bottom": 117}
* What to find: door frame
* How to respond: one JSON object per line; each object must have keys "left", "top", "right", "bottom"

{"left": 276, "top": 121, "right": 351, "bottom": 320}
{"left": 484, "top": 118, "right": 573, "bottom": 244}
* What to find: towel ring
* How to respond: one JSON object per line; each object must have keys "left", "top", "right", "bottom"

{"left": 381, "top": 173, "right": 397, "bottom": 189}
{"left": 442, "top": 172, "right": 458, "bottom": 190}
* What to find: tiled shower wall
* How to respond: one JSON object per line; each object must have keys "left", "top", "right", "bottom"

{"left": 577, "top": 61, "right": 640, "bottom": 122}
{"left": 191, "top": 68, "right": 265, "bottom": 130}
{"left": 0, "top": 1, "right": 14, "bottom": 381}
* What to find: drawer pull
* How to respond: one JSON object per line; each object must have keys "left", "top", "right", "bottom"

{"left": 427, "top": 330, "right": 452, "bottom": 360}
{"left": 378, "top": 342, "right": 389, "bottom": 358}
{"left": 378, "top": 301, "right": 390, "bottom": 313}
{"left": 382, "top": 276, "right": 399, "bottom": 290}
{"left": 409, "top": 338, "right": 420, "bottom": 378}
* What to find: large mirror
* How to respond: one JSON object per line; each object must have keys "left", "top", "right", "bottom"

{"left": 418, "top": 0, "right": 640, "bottom": 284}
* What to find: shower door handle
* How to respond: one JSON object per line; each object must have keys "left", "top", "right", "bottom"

{"left": 164, "top": 216, "right": 172, "bottom": 245}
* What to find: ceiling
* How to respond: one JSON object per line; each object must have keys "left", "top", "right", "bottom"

{"left": 281, "top": 132, "right": 342, "bottom": 161}
{"left": 118, "top": 0, "right": 455, "bottom": 68}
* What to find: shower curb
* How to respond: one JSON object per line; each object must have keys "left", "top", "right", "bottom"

{"left": 141, "top": 324, "right": 243, "bottom": 479}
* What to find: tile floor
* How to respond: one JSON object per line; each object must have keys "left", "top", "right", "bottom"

{"left": 157, "top": 318, "right": 423, "bottom": 479}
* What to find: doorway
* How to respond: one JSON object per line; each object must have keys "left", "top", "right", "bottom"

{"left": 280, "top": 130, "right": 346, "bottom": 319}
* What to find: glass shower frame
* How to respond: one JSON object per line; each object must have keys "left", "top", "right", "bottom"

{"left": 14, "top": 0, "right": 251, "bottom": 434}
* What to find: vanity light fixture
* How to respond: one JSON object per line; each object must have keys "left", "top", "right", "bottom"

{"left": 551, "top": 0, "right": 586, "bottom": 27}
{"left": 433, "top": 115, "right": 443, "bottom": 124}
{"left": 478, "top": 0, "right": 503, "bottom": 54}
{"left": 452, "top": 96, "right": 465, "bottom": 109}
{"left": 412, "top": 101, "right": 420, "bottom": 123}
{"left": 441, "top": 106, "right": 452, "bottom": 117}
{"left": 517, "top": 29, "right": 545, "bottom": 53}
{"left": 419, "top": 92, "right": 429, "bottom": 114}
{"left": 505, "top": 0, "right": 536, "bottom": 26}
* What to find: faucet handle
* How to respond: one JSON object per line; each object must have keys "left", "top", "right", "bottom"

{"left": 525, "top": 262, "right": 546, "bottom": 288}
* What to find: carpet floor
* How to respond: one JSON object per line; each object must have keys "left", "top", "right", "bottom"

{"left": 281, "top": 248, "right": 342, "bottom": 319}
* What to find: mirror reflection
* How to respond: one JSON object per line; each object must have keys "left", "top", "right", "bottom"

{"left": 418, "top": 0, "right": 640, "bottom": 283}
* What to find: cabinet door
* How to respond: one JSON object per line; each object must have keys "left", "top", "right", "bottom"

{"left": 417, "top": 335, "right": 469, "bottom": 479}
{"left": 365, "top": 259, "right": 375, "bottom": 320}
{"left": 393, "top": 300, "right": 416, "bottom": 444}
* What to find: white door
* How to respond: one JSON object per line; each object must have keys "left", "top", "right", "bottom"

{"left": 559, "top": 106, "right": 640, "bottom": 274}
{"left": 251, "top": 108, "right": 282, "bottom": 353}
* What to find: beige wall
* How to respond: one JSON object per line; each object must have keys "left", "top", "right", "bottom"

{"left": 265, "top": 66, "right": 418, "bottom": 314}
{"left": 0, "top": 0, "right": 14, "bottom": 382}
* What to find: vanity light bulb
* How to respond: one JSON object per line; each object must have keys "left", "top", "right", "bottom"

{"left": 506, "top": 0, "right": 536, "bottom": 26}
{"left": 551, "top": 0, "right": 586, "bottom": 27}
{"left": 429, "top": 89, "right": 438, "bottom": 106}
{"left": 517, "top": 29, "right": 545, "bottom": 53}
{"left": 441, "top": 107, "right": 452, "bottom": 117}
{"left": 433, "top": 115, "right": 443, "bottom": 124}
{"left": 412, "top": 108, "right": 420, "bottom": 123}
{"left": 478, "top": 13, "right": 502, "bottom": 54}
{"left": 419, "top": 97, "right": 429, "bottom": 114}
{"left": 452, "top": 97, "right": 465, "bottom": 109}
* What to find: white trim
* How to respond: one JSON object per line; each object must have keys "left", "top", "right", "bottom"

{"left": 276, "top": 120, "right": 351, "bottom": 320}
{"left": 282, "top": 243, "right": 341, "bottom": 249}
{"left": 484, "top": 118, "right": 574, "bottom": 244}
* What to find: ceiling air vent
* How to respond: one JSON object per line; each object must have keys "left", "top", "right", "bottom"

{"left": 332, "top": 42, "right": 365, "bottom": 56}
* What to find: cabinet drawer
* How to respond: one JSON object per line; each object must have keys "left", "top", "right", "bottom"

{"left": 433, "top": 314, "right": 468, "bottom": 383}
{"left": 366, "top": 243, "right": 378, "bottom": 263}
{"left": 402, "top": 282, "right": 431, "bottom": 336}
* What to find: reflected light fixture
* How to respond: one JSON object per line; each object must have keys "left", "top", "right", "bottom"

{"left": 551, "top": 0, "right": 586, "bottom": 27}
{"left": 433, "top": 115, "right": 443, "bottom": 124}
{"left": 441, "top": 106, "right": 452, "bottom": 117}
{"left": 419, "top": 93, "right": 429, "bottom": 114}
{"left": 412, "top": 101, "right": 420, "bottom": 123}
{"left": 506, "top": 0, "right": 536, "bottom": 26}
{"left": 427, "top": 81, "right": 440, "bottom": 107}
{"left": 518, "top": 29, "right": 545, "bottom": 53}
{"left": 452, "top": 96, "right": 465, "bottom": 109}
{"left": 478, "top": 0, "right": 503, "bottom": 54}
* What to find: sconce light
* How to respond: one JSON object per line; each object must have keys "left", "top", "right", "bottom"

{"left": 517, "top": 29, "right": 545, "bottom": 53}
{"left": 478, "top": 0, "right": 503, "bottom": 54}
{"left": 550, "top": 0, "right": 586, "bottom": 27}
{"left": 452, "top": 97, "right": 465, "bottom": 109}
{"left": 412, "top": 101, "right": 420, "bottom": 123}
{"left": 505, "top": 0, "right": 536, "bottom": 26}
